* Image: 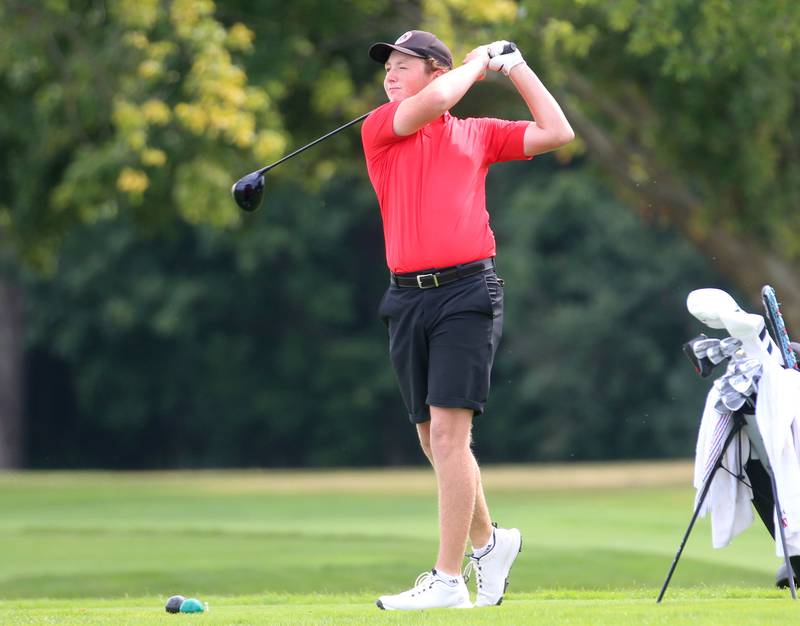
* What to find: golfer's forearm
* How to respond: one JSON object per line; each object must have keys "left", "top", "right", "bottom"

{"left": 424, "top": 59, "right": 485, "bottom": 112}
{"left": 509, "top": 64, "right": 574, "bottom": 142}
{"left": 394, "top": 61, "right": 485, "bottom": 136}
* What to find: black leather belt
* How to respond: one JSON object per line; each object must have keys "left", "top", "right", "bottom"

{"left": 391, "top": 258, "right": 495, "bottom": 289}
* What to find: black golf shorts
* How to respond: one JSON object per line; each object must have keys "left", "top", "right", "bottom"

{"left": 378, "top": 267, "right": 504, "bottom": 423}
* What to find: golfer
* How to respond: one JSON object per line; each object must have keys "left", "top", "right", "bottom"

{"left": 361, "top": 30, "right": 574, "bottom": 610}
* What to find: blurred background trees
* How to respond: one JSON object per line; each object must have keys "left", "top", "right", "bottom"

{"left": 1, "top": 0, "right": 796, "bottom": 468}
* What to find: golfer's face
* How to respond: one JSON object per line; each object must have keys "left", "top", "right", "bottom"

{"left": 384, "top": 51, "right": 431, "bottom": 102}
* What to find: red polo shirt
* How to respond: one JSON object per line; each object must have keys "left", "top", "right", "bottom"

{"left": 362, "top": 100, "right": 530, "bottom": 273}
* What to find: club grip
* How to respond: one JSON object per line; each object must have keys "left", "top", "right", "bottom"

{"left": 488, "top": 42, "right": 518, "bottom": 58}
{"left": 762, "top": 285, "right": 798, "bottom": 369}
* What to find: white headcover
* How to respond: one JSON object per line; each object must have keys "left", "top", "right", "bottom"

{"left": 687, "top": 288, "right": 782, "bottom": 366}
{"left": 686, "top": 288, "right": 741, "bottom": 329}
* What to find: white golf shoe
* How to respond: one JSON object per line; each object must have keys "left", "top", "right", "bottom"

{"left": 376, "top": 569, "right": 472, "bottom": 610}
{"left": 464, "top": 526, "right": 522, "bottom": 606}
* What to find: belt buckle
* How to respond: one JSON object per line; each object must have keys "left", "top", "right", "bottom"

{"left": 416, "top": 273, "right": 439, "bottom": 289}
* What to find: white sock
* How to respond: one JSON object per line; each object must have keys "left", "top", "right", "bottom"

{"left": 433, "top": 569, "right": 463, "bottom": 584}
{"left": 472, "top": 533, "right": 495, "bottom": 558}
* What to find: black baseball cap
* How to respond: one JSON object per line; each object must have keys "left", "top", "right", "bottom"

{"left": 369, "top": 30, "right": 453, "bottom": 69}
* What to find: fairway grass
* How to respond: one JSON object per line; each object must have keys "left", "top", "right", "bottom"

{"left": 0, "top": 463, "right": 795, "bottom": 624}
{"left": 1, "top": 591, "right": 798, "bottom": 625}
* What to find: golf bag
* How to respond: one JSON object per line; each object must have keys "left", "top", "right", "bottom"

{"left": 658, "top": 286, "right": 800, "bottom": 602}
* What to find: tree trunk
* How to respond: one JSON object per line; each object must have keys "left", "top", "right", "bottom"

{"left": 0, "top": 273, "right": 24, "bottom": 468}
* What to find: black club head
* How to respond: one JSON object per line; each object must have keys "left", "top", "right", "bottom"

{"left": 231, "top": 171, "right": 266, "bottom": 212}
{"left": 683, "top": 334, "right": 721, "bottom": 378}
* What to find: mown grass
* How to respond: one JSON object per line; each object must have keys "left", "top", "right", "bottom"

{"left": 0, "top": 463, "right": 794, "bottom": 624}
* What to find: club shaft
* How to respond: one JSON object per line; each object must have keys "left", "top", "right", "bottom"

{"left": 762, "top": 286, "right": 796, "bottom": 368}
{"left": 258, "top": 112, "right": 371, "bottom": 176}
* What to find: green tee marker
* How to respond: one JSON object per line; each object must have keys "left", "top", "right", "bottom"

{"left": 179, "top": 598, "right": 205, "bottom": 613}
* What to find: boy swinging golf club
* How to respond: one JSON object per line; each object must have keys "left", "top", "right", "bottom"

{"left": 361, "top": 31, "right": 574, "bottom": 610}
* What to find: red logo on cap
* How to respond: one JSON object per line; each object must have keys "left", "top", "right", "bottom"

{"left": 395, "top": 32, "right": 413, "bottom": 45}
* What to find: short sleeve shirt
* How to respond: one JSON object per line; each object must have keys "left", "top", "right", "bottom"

{"left": 361, "top": 100, "right": 531, "bottom": 273}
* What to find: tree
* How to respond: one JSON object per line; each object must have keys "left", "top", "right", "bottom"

{"left": 23, "top": 160, "right": 722, "bottom": 467}
{"left": 507, "top": 1, "right": 800, "bottom": 321}
{"left": 22, "top": 173, "right": 407, "bottom": 468}
{"left": 0, "top": 0, "right": 417, "bottom": 467}
{"left": 7, "top": 0, "right": 797, "bottom": 467}
{"left": 0, "top": 0, "right": 283, "bottom": 466}
{"left": 483, "top": 163, "right": 725, "bottom": 461}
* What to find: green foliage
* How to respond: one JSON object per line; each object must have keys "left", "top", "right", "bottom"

{"left": 480, "top": 162, "right": 725, "bottom": 461}
{"left": 511, "top": 0, "right": 800, "bottom": 254}
{"left": 23, "top": 161, "right": 724, "bottom": 467}
{"left": 24, "top": 170, "right": 411, "bottom": 468}
{"left": 3, "top": 0, "right": 776, "bottom": 467}
{"left": 0, "top": 0, "right": 283, "bottom": 266}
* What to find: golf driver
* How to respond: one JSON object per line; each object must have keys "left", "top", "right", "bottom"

{"left": 231, "top": 112, "right": 370, "bottom": 212}
{"left": 231, "top": 41, "right": 520, "bottom": 212}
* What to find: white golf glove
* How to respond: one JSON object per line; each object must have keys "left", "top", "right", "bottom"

{"left": 487, "top": 40, "right": 525, "bottom": 76}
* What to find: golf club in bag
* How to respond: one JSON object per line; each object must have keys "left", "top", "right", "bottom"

{"left": 763, "top": 285, "right": 799, "bottom": 371}
{"left": 657, "top": 286, "right": 799, "bottom": 602}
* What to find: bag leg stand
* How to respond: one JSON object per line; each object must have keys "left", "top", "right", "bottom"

{"left": 656, "top": 413, "right": 745, "bottom": 603}
{"left": 657, "top": 411, "right": 798, "bottom": 602}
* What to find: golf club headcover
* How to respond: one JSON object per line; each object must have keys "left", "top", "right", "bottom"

{"left": 687, "top": 288, "right": 782, "bottom": 367}
{"left": 487, "top": 40, "right": 525, "bottom": 76}
{"left": 718, "top": 308, "right": 783, "bottom": 367}
{"left": 686, "top": 288, "right": 741, "bottom": 330}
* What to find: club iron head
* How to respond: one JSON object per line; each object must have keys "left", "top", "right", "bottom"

{"left": 732, "top": 357, "right": 761, "bottom": 380}
{"left": 706, "top": 342, "right": 726, "bottom": 365}
{"left": 715, "top": 390, "right": 748, "bottom": 413}
{"left": 691, "top": 337, "right": 717, "bottom": 359}
{"left": 728, "top": 372, "right": 757, "bottom": 395}
{"left": 703, "top": 336, "right": 741, "bottom": 364}
{"left": 683, "top": 334, "right": 718, "bottom": 378}
{"left": 231, "top": 170, "right": 266, "bottom": 212}
{"left": 719, "top": 336, "right": 743, "bottom": 358}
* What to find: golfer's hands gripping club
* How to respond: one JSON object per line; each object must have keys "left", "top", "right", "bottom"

{"left": 487, "top": 40, "right": 525, "bottom": 76}
{"left": 462, "top": 45, "right": 492, "bottom": 81}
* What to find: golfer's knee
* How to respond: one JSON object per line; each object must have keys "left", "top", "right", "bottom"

{"left": 429, "top": 413, "right": 471, "bottom": 461}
